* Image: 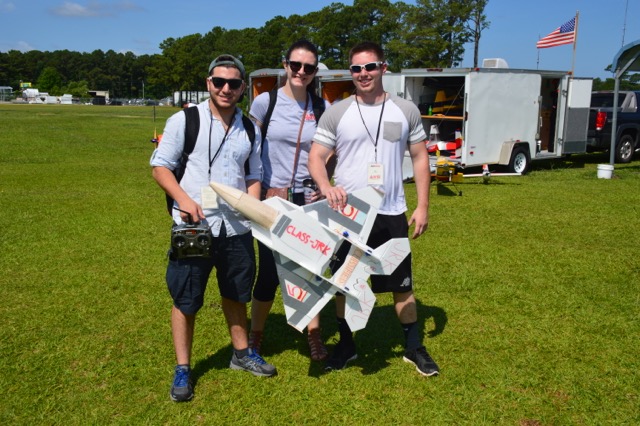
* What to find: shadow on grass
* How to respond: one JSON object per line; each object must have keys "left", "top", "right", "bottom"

{"left": 433, "top": 178, "right": 522, "bottom": 197}
{"left": 191, "top": 347, "right": 233, "bottom": 387}
{"left": 528, "top": 151, "right": 640, "bottom": 171}
{"left": 430, "top": 152, "right": 640, "bottom": 191}
{"left": 190, "top": 308, "right": 335, "bottom": 383}
{"left": 190, "top": 298, "right": 447, "bottom": 381}
{"left": 434, "top": 182, "right": 463, "bottom": 197}
{"left": 352, "top": 300, "right": 447, "bottom": 376}
{"left": 434, "top": 152, "right": 637, "bottom": 178}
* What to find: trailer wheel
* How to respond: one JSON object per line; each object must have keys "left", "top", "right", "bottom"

{"left": 615, "top": 134, "right": 635, "bottom": 163}
{"left": 508, "top": 146, "right": 530, "bottom": 174}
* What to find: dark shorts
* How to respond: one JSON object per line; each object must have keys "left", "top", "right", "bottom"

{"left": 166, "top": 229, "right": 255, "bottom": 315}
{"left": 253, "top": 192, "right": 305, "bottom": 302}
{"left": 331, "top": 213, "right": 413, "bottom": 294}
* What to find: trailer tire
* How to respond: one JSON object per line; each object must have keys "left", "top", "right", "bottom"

{"left": 508, "top": 146, "right": 530, "bottom": 175}
{"left": 615, "top": 134, "right": 635, "bottom": 163}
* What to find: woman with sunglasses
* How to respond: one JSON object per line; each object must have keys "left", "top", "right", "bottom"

{"left": 249, "top": 40, "right": 331, "bottom": 363}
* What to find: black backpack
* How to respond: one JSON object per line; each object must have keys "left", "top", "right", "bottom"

{"left": 165, "top": 106, "right": 256, "bottom": 214}
{"left": 260, "top": 89, "right": 326, "bottom": 143}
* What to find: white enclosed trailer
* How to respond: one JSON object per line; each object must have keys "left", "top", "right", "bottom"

{"left": 400, "top": 67, "right": 593, "bottom": 174}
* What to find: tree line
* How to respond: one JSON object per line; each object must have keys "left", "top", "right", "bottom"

{"left": 0, "top": 0, "right": 491, "bottom": 99}
{"left": 0, "top": 0, "right": 631, "bottom": 99}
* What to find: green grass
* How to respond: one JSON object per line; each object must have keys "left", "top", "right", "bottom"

{"left": 1, "top": 104, "right": 638, "bottom": 425}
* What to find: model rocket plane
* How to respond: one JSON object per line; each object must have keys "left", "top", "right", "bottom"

{"left": 209, "top": 182, "right": 411, "bottom": 332}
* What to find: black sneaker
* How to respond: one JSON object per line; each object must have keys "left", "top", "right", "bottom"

{"left": 403, "top": 346, "right": 439, "bottom": 377}
{"left": 324, "top": 340, "right": 357, "bottom": 371}
{"left": 230, "top": 349, "right": 277, "bottom": 377}
{"left": 170, "top": 365, "right": 193, "bottom": 402}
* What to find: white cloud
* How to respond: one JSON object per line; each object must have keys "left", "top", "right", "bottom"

{"left": 50, "top": 1, "right": 105, "bottom": 17}
{"left": 0, "top": 1, "right": 16, "bottom": 13}
{"left": 0, "top": 40, "right": 35, "bottom": 52}
{"left": 49, "top": 1, "right": 143, "bottom": 18}
{"left": 16, "top": 41, "right": 34, "bottom": 51}
{"left": 117, "top": 1, "right": 142, "bottom": 12}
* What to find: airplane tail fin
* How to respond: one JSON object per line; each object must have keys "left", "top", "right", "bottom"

{"left": 274, "top": 253, "right": 337, "bottom": 332}
{"left": 367, "top": 238, "right": 411, "bottom": 275}
{"left": 343, "top": 278, "right": 375, "bottom": 332}
{"left": 332, "top": 238, "right": 410, "bottom": 331}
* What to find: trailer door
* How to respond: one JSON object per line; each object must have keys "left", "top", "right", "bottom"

{"left": 556, "top": 77, "right": 593, "bottom": 154}
{"left": 463, "top": 72, "right": 540, "bottom": 167}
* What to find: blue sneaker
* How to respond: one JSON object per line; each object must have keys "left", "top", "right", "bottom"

{"left": 170, "top": 365, "right": 193, "bottom": 402}
{"left": 230, "top": 349, "right": 277, "bottom": 377}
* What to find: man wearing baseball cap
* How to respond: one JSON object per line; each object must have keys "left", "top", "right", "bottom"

{"left": 151, "top": 54, "right": 274, "bottom": 402}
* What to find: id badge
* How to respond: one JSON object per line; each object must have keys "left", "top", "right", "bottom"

{"left": 201, "top": 186, "right": 218, "bottom": 209}
{"left": 368, "top": 163, "right": 384, "bottom": 185}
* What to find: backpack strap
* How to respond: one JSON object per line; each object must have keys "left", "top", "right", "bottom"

{"left": 310, "top": 92, "right": 326, "bottom": 123}
{"left": 165, "top": 106, "right": 200, "bottom": 214}
{"left": 261, "top": 89, "right": 327, "bottom": 144}
{"left": 183, "top": 106, "right": 200, "bottom": 155}
{"left": 242, "top": 114, "right": 256, "bottom": 175}
{"left": 183, "top": 108, "right": 255, "bottom": 169}
{"left": 242, "top": 114, "right": 256, "bottom": 145}
{"left": 260, "top": 89, "right": 278, "bottom": 145}
{"left": 175, "top": 106, "right": 200, "bottom": 183}
{"left": 165, "top": 108, "right": 257, "bottom": 214}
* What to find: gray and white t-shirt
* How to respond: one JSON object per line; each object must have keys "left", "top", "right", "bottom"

{"left": 313, "top": 94, "right": 427, "bottom": 215}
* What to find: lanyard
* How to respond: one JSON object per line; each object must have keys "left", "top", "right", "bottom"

{"left": 355, "top": 92, "right": 386, "bottom": 162}
{"left": 208, "top": 115, "right": 232, "bottom": 180}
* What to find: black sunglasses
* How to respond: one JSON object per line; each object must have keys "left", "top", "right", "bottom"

{"left": 287, "top": 60, "right": 317, "bottom": 75}
{"left": 349, "top": 61, "right": 384, "bottom": 73}
{"left": 209, "top": 77, "right": 243, "bottom": 90}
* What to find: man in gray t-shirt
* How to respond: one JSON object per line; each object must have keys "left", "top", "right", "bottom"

{"left": 309, "top": 42, "right": 439, "bottom": 378}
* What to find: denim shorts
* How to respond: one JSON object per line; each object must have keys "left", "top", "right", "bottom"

{"left": 166, "top": 231, "right": 255, "bottom": 315}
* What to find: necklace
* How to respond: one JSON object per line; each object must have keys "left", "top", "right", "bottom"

{"left": 355, "top": 92, "right": 386, "bottom": 162}
{"left": 207, "top": 113, "right": 233, "bottom": 180}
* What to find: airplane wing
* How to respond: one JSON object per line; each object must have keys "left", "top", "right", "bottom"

{"left": 259, "top": 196, "right": 342, "bottom": 276}
{"left": 208, "top": 182, "right": 410, "bottom": 333}
{"left": 273, "top": 252, "right": 338, "bottom": 332}
{"left": 273, "top": 245, "right": 380, "bottom": 333}
{"left": 301, "top": 186, "right": 383, "bottom": 244}
{"left": 264, "top": 187, "right": 408, "bottom": 332}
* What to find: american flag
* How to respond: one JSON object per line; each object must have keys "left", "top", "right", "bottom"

{"left": 536, "top": 17, "right": 576, "bottom": 48}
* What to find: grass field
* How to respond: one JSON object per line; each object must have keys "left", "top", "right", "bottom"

{"left": 1, "top": 104, "right": 638, "bottom": 425}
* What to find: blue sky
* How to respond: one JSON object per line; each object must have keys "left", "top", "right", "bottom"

{"left": 1, "top": 0, "right": 638, "bottom": 80}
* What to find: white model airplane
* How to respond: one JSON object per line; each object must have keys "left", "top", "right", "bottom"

{"left": 209, "top": 182, "right": 411, "bottom": 332}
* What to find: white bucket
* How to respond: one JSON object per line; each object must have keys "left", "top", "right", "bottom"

{"left": 597, "top": 164, "right": 614, "bottom": 179}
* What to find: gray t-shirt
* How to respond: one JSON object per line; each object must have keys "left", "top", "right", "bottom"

{"left": 250, "top": 89, "right": 328, "bottom": 192}
{"left": 313, "top": 94, "right": 427, "bottom": 215}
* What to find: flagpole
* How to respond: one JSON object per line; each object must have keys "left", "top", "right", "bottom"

{"left": 571, "top": 11, "right": 579, "bottom": 76}
{"left": 536, "top": 35, "right": 540, "bottom": 69}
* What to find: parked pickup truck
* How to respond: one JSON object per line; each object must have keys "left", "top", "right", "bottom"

{"left": 587, "top": 90, "right": 640, "bottom": 163}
